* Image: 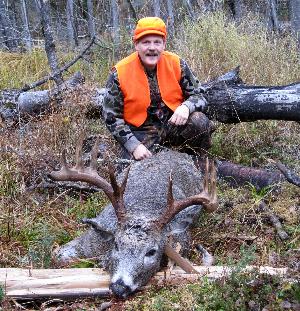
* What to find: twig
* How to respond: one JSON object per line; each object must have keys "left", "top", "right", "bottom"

{"left": 268, "top": 159, "right": 300, "bottom": 187}
{"left": 259, "top": 201, "right": 289, "bottom": 240}
{"left": 21, "top": 37, "right": 96, "bottom": 92}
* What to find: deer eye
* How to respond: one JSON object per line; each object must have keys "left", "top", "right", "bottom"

{"left": 145, "top": 249, "right": 157, "bottom": 257}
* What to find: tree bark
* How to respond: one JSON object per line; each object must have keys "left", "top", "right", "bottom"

{"left": 203, "top": 67, "right": 300, "bottom": 123}
{"left": 87, "top": 0, "right": 96, "bottom": 39}
{"left": 0, "top": 0, "right": 17, "bottom": 50}
{"left": 37, "top": 0, "right": 64, "bottom": 87}
{"left": 153, "top": 0, "right": 160, "bottom": 17}
{"left": 126, "top": 0, "right": 138, "bottom": 21}
{"left": 289, "top": 0, "right": 300, "bottom": 45}
{"left": 167, "top": 0, "right": 175, "bottom": 37}
{"left": 0, "top": 72, "right": 84, "bottom": 121}
{"left": 66, "top": 0, "right": 78, "bottom": 47}
{"left": 111, "top": 0, "right": 120, "bottom": 46}
{"left": 20, "top": 0, "right": 32, "bottom": 51}
{"left": 184, "top": 0, "right": 195, "bottom": 20}
{"left": 266, "top": 0, "right": 279, "bottom": 32}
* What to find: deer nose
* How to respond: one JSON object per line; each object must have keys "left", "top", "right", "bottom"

{"left": 110, "top": 279, "right": 132, "bottom": 298}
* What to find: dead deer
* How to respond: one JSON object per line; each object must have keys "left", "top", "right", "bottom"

{"left": 49, "top": 136, "right": 217, "bottom": 298}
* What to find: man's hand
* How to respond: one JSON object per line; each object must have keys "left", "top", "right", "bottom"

{"left": 168, "top": 105, "right": 190, "bottom": 126}
{"left": 132, "top": 144, "right": 152, "bottom": 160}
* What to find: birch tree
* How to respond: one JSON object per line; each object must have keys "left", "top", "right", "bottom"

{"left": 0, "top": 0, "right": 17, "bottom": 50}
{"left": 66, "top": 0, "right": 78, "bottom": 46}
{"left": 289, "top": 0, "right": 300, "bottom": 45}
{"left": 20, "top": 0, "right": 32, "bottom": 50}
{"left": 266, "top": 0, "right": 279, "bottom": 32}
{"left": 111, "top": 0, "right": 119, "bottom": 46}
{"left": 167, "top": 0, "right": 174, "bottom": 37}
{"left": 153, "top": 0, "right": 160, "bottom": 17}
{"left": 37, "top": 0, "right": 64, "bottom": 87}
{"left": 87, "top": 0, "right": 96, "bottom": 39}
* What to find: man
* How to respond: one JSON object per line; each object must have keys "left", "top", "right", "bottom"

{"left": 103, "top": 17, "right": 214, "bottom": 160}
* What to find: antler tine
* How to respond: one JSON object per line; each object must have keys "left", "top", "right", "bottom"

{"left": 210, "top": 160, "right": 217, "bottom": 203}
{"left": 74, "top": 133, "right": 85, "bottom": 170}
{"left": 90, "top": 136, "right": 100, "bottom": 171}
{"left": 155, "top": 160, "right": 218, "bottom": 229}
{"left": 107, "top": 163, "right": 129, "bottom": 222}
{"left": 203, "top": 157, "right": 209, "bottom": 192}
{"left": 120, "top": 166, "right": 130, "bottom": 194}
{"left": 167, "top": 171, "right": 174, "bottom": 207}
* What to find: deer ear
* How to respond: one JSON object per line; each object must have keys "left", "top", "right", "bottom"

{"left": 166, "top": 205, "right": 203, "bottom": 235}
{"left": 82, "top": 218, "right": 115, "bottom": 242}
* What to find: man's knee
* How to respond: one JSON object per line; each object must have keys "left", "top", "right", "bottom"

{"left": 188, "top": 112, "right": 215, "bottom": 133}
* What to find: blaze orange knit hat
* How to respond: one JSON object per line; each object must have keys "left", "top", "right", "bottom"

{"left": 133, "top": 17, "right": 167, "bottom": 41}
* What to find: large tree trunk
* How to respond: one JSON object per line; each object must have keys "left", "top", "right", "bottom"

{"left": 204, "top": 67, "right": 300, "bottom": 123}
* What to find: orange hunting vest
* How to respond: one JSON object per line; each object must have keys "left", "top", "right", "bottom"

{"left": 114, "top": 51, "right": 184, "bottom": 127}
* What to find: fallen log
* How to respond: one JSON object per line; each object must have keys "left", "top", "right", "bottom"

{"left": 90, "top": 67, "right": 300, "bottom": 123}
{"left": 0, "top": 265, "right": 290, "bottom": 300}
{"left": 2, "top": 67, "right": 300, "bottom": 123}
{"left": 0, "top": 71, "right": 84, "bottom": 121}
{"left": 204, "top": 67, "right": 300, "bottom": 123}
{"left": 194, "top": 157, "right": 284, "bottom": 190}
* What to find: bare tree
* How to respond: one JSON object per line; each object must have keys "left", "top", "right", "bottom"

{"left": 228, "top": 0, "right": 243, "bottom": 22}
{"left": 37, "top": 0, "right": 64, "bottom": 87}
{"left": 66, "top": 0, "right": 78, "bottom": 46}
{"left": 20, "top": 0, "right": 32, "bottom": 50}
{"left": 111, "top": 0, "right": 119, "bottom": 46}
{"left": 87, "top": 0, "right": 96, "bottom": 39}
{"left": 184, "top": 0, "right": 196, "bottom": 20}
{"left": 167, "top": 0, "right": 174, "bottom": 37}
{"left": 266, "top": 0, "right": 279, "bottom": 32}
{"left": 0, "top": 0, "right": 17, "bottom": 50}
{"left": 289, "top": 0, "right": 300, "bottom": 45}
{"left": 154, "top": 0, "right": 160, "bottom": 17}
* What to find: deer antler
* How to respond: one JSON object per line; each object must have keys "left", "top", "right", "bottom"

{"left": 49, "top": 134, "right": 129, "bottom": 222}
{"left": 156, "top": 158, "right": 218, "bottom": 229}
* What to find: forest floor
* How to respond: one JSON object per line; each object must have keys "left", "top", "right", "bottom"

{"left": 0, "top": 84, "right": 299, "bottom": 311}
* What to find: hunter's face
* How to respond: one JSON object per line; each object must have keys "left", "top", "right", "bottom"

{"left": 135, "top": 35, "right": 166, "bottom": 70}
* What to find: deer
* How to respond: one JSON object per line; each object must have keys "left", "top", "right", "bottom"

{"left": 49, "top": 135, "right": 218, "bottom": 298}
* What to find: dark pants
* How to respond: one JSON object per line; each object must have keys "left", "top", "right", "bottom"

{"left": 120, "top": 112, "right": 215, "bottom": 159}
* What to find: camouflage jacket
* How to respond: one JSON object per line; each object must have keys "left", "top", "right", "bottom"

{"left": 102, "top": 57, "right": 207, "bottom": 154}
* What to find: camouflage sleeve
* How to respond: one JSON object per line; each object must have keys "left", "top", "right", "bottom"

{"left": 102, "top": 70, "right": 141, "bottom": 153}
{"left": 179, "top": 59, "right": 207, "bottom": 114}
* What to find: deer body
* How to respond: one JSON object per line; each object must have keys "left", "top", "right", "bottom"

{"left": 51, "top": 145, "right": 217, "bottom": 298}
